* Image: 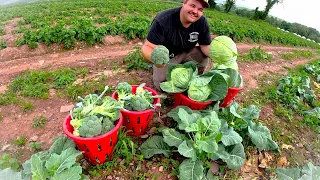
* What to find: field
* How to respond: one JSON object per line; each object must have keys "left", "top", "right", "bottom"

{"left": 0, "top": 0, "right": 320, "bottom": 179}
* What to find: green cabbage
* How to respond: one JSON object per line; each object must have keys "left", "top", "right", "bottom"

{"left": 210, "top": 36, "right": 238, "bottom": 65}
{"left": 171, "top": 67, "right": 192, "bottom": 88}
{"left": 188, "top": 78, "right": 212, "bottom": 102}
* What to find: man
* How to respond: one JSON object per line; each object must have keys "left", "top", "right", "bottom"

{"left": 142, "top": 0, "right": 212, "bottom": 91}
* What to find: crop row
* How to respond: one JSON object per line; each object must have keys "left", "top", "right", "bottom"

{"left": 0, "top": 0, "right": 319, "bottom": 48}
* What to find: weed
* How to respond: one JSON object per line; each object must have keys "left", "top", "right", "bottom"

{"left": 0, "top": 113, "right": 2, "bottom": 121}
{"left": 29, "top": 141, "right": 42, "bottom": 151}
{"left": 123, "top": 47, "right": 151, "bottom": 70}
{"left": 52, "top": 68, "right": 77, "bottom": 88}
{"left": 14, "top": 136, "right": 27, "bottom": 146}
{"left": 64, "top": 80, "right": 108, "bottom": 100}
{"left": 22, "top": 101, "right": 34, "bottom": 112}
{"left": 274, "top": 104, "right": 294, "bottom": 121}
{"left": 0, "top": 39, "right": 6, "bottom": 50}
{"left": 280, "top": 50, "right": 313, "bottom": 60}
{"left": 32, "top": 115, "right": 47, "bottom": 128}
{"left": 240, "top": 46, "right": 272, "bottom": 62}
{"left": 0, "top": 153, "right": 20, "bottom": 171}
{"left": 0, "top": 92, "right": 19, "bottom": 106}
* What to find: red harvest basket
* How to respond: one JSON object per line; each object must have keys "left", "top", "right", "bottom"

{"left": 173, "top": 93, "right": 212, "bottom": 110}
{"left": 111, "top": 85, "right": 160, "bottom": 136}
{"left": 219, "top": 87, "right": 243, "bottom": 107}
{"left": 63, "top": 114, "right": 123, "bottom": 165}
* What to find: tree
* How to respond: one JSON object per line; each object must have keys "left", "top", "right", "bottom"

{"left": 208, "top": 0, "right": 217, "bottom": 9}
{"left": 253, "top": 0, "right": 283, "bottom": 20}
{"left": 224, "top": 0, "right": 236, "bottom": 13}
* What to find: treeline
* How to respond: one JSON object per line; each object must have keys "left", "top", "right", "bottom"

{"left": 172, "top": 0, "right": 320, "bottom": 43}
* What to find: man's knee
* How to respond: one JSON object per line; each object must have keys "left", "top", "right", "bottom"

{"left": 185, "top": 47, "right": 209, "bottom": 74}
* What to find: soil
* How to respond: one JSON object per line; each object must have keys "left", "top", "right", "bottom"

{"left": 0, "top": 18, "right": 319, "bottom": 179}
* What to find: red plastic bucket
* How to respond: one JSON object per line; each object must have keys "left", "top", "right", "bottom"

{"left": 173, "top": 93, "right": 212, "bottom": 110}
{"left": 111, "top": 85, "right": 160, "bottom": 136}
{"left": 63, "top": 114, "right": 123, "bottom": 165}
{"left": 219, "top": 87, "right": 243, "bottom": 107}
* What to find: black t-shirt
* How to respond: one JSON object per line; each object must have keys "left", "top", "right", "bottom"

{"left": 147, "top": 7, "right": 211, "bottom": 58}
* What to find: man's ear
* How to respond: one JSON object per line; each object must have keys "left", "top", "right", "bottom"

{"left": 183, "top": 0, "right": 187, "bottom": 4}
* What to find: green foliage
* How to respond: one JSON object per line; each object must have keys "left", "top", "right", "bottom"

{"left": 0, "top": 0, "right": 317, "bottom": 49}
{"left": 32, "top": 115, "right": 47, "bottom": 128}
{"left": 14, "top": 136, "right": 27, "bottom": 146}
{"left": 280, "top": 50, "right": 314, "bottom": 60}
{"left": 244, "top": 46, "right": 272, "bottom": 62}
{"left": 0, "top": 39, "right": 6, "bottom": 50}
{"left": 52, "top": 68, "right": 77, "bottom": 89}
{"left": 29, "top": 141, "right": 42, "bottom": 151}
{"left": 0, "top": 153, "right": 20, "bottom": 171}
{"left": 276, "top": 162, "right": 320, "bottom": 180}
{"left": 0, "top": 92, "right": 19, "bottom": 106}
{"left": 123, "top": 48, "right": 151, "bottom": 71}
{"left": 22, "top": 101, "right": 34, "bottom": 112}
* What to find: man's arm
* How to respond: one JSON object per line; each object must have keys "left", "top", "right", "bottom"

{"left": 141, "top": 40, "right": 158, "bottom": 63}
{"left": 200, "top": 44, "right": 211, "bottom": 58}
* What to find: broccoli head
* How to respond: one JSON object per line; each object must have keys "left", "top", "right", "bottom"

{"left": 116, "top": 82, "right": 132, "bottom": 107}
{"left": 78, "top": 115, "right": 102, "bottom": 138}
{"left": 101, "top": 117, "right": 115, "bottom": 134}
{"left": 150, "top": 45, "right": 169, "bottom": 66}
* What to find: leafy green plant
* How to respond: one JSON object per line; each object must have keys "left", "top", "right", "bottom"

{"left": 123, "top": 48, "right": 151, "bottom": 70}
{"left": 303, "top": 107, "right": 320, "bottom": 133}
{"left": 32, "top": 115, "right": 47, "bottom": 128}
{"left": 22, "top": 101, "right": 34, "bottom": 112}
{"left": 0, "top": 39, "right": 6, "bottom": 50}
{"left": 0, "top": 136, "right": 83, "bottom": 180}
{"left": 0, "top": 153, "right": 20, "bottom": 171}
{"left": 140, "top": 104, "right": 278, "bottom": 179}
{"left": 52, "top": 68, "right": 77, "bottom": 88}
{"left": 245, "top": 46, "right": 272, "bottom": 62}
{"left": 14, "top": 136, "right": 27, "bottom": 146}
{"left": 281, "top": 50, "right": 314, "bottom": 60}
{"left": 276, "top": 162, "right": 320, "bottom": 180}
{"left": 29, "top": 141, "right": 42, "bottom": 151}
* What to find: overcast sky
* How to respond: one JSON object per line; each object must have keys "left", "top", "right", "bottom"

{"left": 232, "top": 0, "right": 320, "bottom": 32}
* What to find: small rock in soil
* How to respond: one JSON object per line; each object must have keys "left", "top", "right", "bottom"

{"left": 29, "top": 136, "right": 38, "bottom": 142}
{"left": 107, "top": 175, "right": 112, "bottom": 180}
{"left": 60, "top": 105, "right": 74, "bottom": 113}
{"left": 140, "top": 134, "right": 149, "bottom": 139}
{"left": 152, "top": 166, "right": 156, "bottom": 170}
{"left": 159, "top": 166, "right": 164, "bottom": 172}
{"left": 1, "top": 144, "right": 10, "bottom": 152}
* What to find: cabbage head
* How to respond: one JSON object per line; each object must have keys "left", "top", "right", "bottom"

{"left": 210, "top": 36, "right": 238, "bottom": 65}
{"left": 188, "top": 78, "right": 212, "bottom": 102}
{"left": 171, "top": 67, "right": 191, "bottom": 88}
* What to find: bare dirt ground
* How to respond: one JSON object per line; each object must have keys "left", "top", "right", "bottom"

{"left": 0, "top": 19, "right": 319, "bottom": 179}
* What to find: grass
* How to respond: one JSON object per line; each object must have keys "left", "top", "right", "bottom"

{"left": 32, "top": 115, "right": 47, "bottom": 128}
{"left": 239, "top": 46, "right": 273, "bottom": 63}
{"left": 14, "top": 136, "right": 27, "bottom": 146}
{"left": 21, "top": 101, "right": 34, "bottom": 112}
{"left": 280, "top": 50, "right": 314, "bottom": 60}
{"left": 0, "top": 153, "right": 20, "bottom": 171}
{"left": 0, "top": 39, "right": 6, "bottom": 50}
{"left": 29, "top": 141, "right": 42, "bottom": 151}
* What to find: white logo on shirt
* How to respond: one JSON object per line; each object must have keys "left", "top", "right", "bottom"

{"left": 188, "top": 32, "right": 199, "bottom": 42}
{"left": 169, "top": 53, "right": 175, "bottom": 58}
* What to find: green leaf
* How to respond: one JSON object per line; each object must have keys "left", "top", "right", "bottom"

{"left": 203, "top": 169, "right": 219, "bottom": 180}
{"left": 178, "top": 108, "right": 201, "bottom": 130}
{"left": 51, "top": 165, "right": 82, "bottom": 180}
{"left": 140, "top": 136, "right": 172, "bottom": 158}
{"left": 221, "top": 68, "right": 242, "bottom": 88}
{"left": 0, "top": 168, "right": 23, "bottom": 180}
{"left": 178, "top": 141, "right": 197, "bottom": 161}
{"left": 45, "top": 148, "right": 82, "bottom": 175}
{"left": 248, "top": 122, "right": 278, "bottom": 151}
{"left": 198, "top": 111, "right": 221, "bottom": 134}
{"left": 167, "top": 106, "right": 194, "bottom": 122}
{"left": 31, "top": 153, "right": 49, "bottom": 180}
{"left": 185, "top": 123, "right": 200, "bottom": 133}
{"left": 196, "top": 139, "right": 218, "bottom": 153}
{"left": 162, "top": 128, "right": 186, "bottom": 148}
{"left": 229, "top": 101, "right": 242, "bottom": 118}
{"left": 221, "top": 126, "right": 243, "bottom": 146}
{"left": 49, "top": 136, "right": 76, "bottom": 155}
{"left": 275, "top": 168, "right": 301, "bottom": 180}
{"left": 300, "top": 162, "right": 320, "bottom": 180}
{"left": 179, "top": 159, "right": 204, "bottom": 180}
{"left": 207, "top": 73, "right": 228, "bottom": 101}
{"left": 160, "top": 81, "right": 186, "bottom": 93}
{"left": 22, "top": 159, "right": 32, "bottom": 178}
{"left": 240, "top": 105, "right": 260, "bottom": 121}
{"left": 212, "top": 144, "right": 246, "bottom": 170}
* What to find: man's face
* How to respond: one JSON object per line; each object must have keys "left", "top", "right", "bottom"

{"left": 181, "top": 0, "right": 204, "bottom": 24}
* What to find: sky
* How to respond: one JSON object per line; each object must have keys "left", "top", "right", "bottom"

{"left": 231, "top": 0, "right": 320, "bottom": 32}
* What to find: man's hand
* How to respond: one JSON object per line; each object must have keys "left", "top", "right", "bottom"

{"left": 150, "top": 45, "right": 170, "bottom": 66}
